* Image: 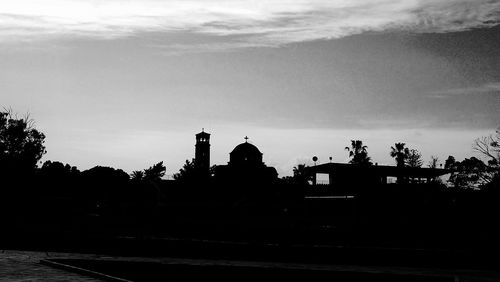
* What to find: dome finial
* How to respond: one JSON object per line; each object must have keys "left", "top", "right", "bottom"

{"left": 244, "top": 136, "right": 249, "bottom": 143}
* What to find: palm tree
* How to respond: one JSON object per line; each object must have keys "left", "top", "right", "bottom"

{"left": 390, "top": 142, "right": 410, "bottom": 184}
{"left": 131, "top": 161, "right": 166, "bottom": 182}
{"left": 345, "top": 140, "right": 372, "bottom": 165}
{"left": 390, "top": 142, "right": 409, "bottom": 168}
{"left": 293, "top": 164, "right": 311, "bottom": 185}
{"left": 130, "top": 170, "right": 144, "bottom": 181}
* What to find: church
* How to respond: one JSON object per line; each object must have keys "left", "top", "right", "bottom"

{"left": 194, "top": 130, "right": 278, "bottom": 185}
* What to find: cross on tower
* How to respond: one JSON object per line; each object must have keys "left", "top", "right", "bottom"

{"left": 244, "top": 136, "right": 249, "bottom": 143}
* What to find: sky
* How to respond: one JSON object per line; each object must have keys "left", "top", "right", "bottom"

{"left": 1, "top": 0, "right": 499, "bottom": 177}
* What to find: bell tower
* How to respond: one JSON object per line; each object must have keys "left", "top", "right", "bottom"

{"left": 195, "top": 129, "right": 210, "bottom": 175}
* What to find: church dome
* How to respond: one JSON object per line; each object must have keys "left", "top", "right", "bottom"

{"left": 229, "top": 142, "right": 263, "bottom": 166}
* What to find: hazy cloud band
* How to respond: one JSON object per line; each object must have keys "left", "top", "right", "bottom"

{"left": 429, "top": 82, "right": 500, "bottom": 98}
{"left": 1, "top": 0, "right": 499, "bottom": 46}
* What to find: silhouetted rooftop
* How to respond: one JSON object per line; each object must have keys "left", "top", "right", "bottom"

{"left": 196, "top": 130, "right": 210, "bottom": 138}
{"left": 229, "top": 142, "right": 264, "bottom": 166}
{"left": 307, "top": 162, "right": 450, "bottom": 178}
{"left": 231, "top": 142, "right": 261, "bottom": 156}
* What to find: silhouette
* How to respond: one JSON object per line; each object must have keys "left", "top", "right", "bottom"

{"left": 195, "top": 130, "right": 211, "bottom": 177}
{"left": 444, "top": 155, "right": 456, "bottom": 170}
{"left": 390, "top": 142, "right": 409, "bottom": 168}
{"left": 305, "top": 161, "right": 448, "bottom": 193}
{"left": 405, "top": 149, "right": 424, "bottom": 183}
{"left": 38, "top": 160, "right": 81, "bottom": 197}
{"left": 130, "top": 170, "right": 145, "bottom": 182}
{"left": 473, "top": 128, "right": 500, "bottom": 167}
{"left": 173, "top": 158, "right": 197, "bottom": 182}
{"left": 292, "top": 164, "right": 311, "bottom": 186}
{"left": 143, "top": 161, "right": 166, "bottom": 181}
{"left": 131, "top": 162, "right": 166, "bottom": 182}
{"left": 0, "top": 109, "right": 46, "bottom": 176}
{"left": 345, "top": 140, "right": 372, "bottom": 165}
{"left": 428, "top": 156, "right": 439, "bottom": 169}
{"left": 127, "top": 162, "right": 166, "bottom": 237}
{"left": 78, "top": 166, "right": 131, "bottom": 219}
{"left": 214, "top": 136, "right": 278, "bottom": 187}
{"left": 446, "top": 157, "right": 489, "bottom": 189}
{"left": 173, "top": 131, "right": 212, "bottom": 183}
{"left": 2, "top": 116, "right": 500, "bottom": 277}
{"left": 40, "top": 160, "right": 79, "bottom": 176}
{"left": 390, "top": 142, "right": 409, "bottom": 183}
{"left": 0, "top": 109, "right": 48, "bottom": 229}
{"left": 427, "top": 156, "right": 441, "bottom": 183}
{"left": 406, "top": 149, "right": 423, "bottom": 168}
{"left": 473, "top": 128, "right": 500, "bottom": 191}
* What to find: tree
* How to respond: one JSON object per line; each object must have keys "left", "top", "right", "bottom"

{"left": 173, "top": 159, "right": 197, "bottom": 182}
{"left": 406, "top": 149, "right": 423, "bottom": 168}
{"left": 80, "top": 166, "right": 130, "bottom": 203}
{"left": 0, "top": 109, "right": 46, "bottom": 174}
{"left": 473, "top": 128, "right": 500, "bottom": 168}
{"left": 473, "top": 128, "right": 500, "bottom": 190}
{"left": 427, "top": 156, "right": 442, "bottom": 183}
{"left": 444, "top": 155, "right": 456, "bottom": 170}
{"left": 38, "top": 160, "right": 80, "bottom": 196}
{"left": 390, "top": 142, "right": 409, "bottom": 168}
{"left": 345, "top": 140, "right": 372, "bottom": 165}
{"left": 390, "top": 143, "right": 412, "bottom": 184}
{"left": 428, "top": 156, "right": 439, "bottom": 169}
{"left": 143, "top": 161, "right": 166, "bottom": 181}
{"left": 131, "top": 161, "right": 166, "bottom": 182}
{"left": 81, "top": 166, "right": 130, "bottom": 184}
{"left": 447, "top": 157, "right": 489, "bottom": 189}
{"left": 40, "top": 160, "right": 80, "bottom": 177}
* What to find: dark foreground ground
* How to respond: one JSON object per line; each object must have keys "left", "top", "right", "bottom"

{"left": 2, "top": 237, "right": 500, "bottom": 281}
{"left": 1, "top": 182, "right": 499, "bottom": 280}
{"left": 42, "top": 257, "right": 455, "bottom": 282}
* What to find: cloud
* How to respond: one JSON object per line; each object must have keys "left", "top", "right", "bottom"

{"left": 0, "top": 0, "right": 499, "bottom": 48}
{"left": 429, "top": 82, "right": 500, "bottom": 98}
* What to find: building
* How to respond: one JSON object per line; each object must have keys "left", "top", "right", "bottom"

{"left": 191, "top": 131, "right": 278, "bottom": 186}
{"left": 305, "top": 162, "right": 450, "bottom": 195}
{"left": 215, "top": 137, "right": 278, "bottom": 186}
{"left": 195, "top": 129, "right": 210, "bottom": 177}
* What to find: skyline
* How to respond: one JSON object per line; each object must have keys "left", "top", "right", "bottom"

{"left": 1, "top": 0, "right": 499, "bottom": 176}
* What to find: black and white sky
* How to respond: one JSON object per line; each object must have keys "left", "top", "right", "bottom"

{"left": 1, "top": 0, "right": 499, "bottom": 176}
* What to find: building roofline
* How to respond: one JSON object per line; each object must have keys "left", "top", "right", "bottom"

{"left": 305, "top": 162, "right": 451, "bottom": 178}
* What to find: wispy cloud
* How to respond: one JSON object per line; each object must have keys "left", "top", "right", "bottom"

{"left": 429, "top": 82, "right": 500, "bottom": 98}
{"left": 1, "top": 0, "right": 499, "bottom": 47}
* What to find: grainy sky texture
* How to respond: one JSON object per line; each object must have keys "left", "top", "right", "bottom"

{"left": 1, "top": 0, "right": 499, "bottom": 176}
